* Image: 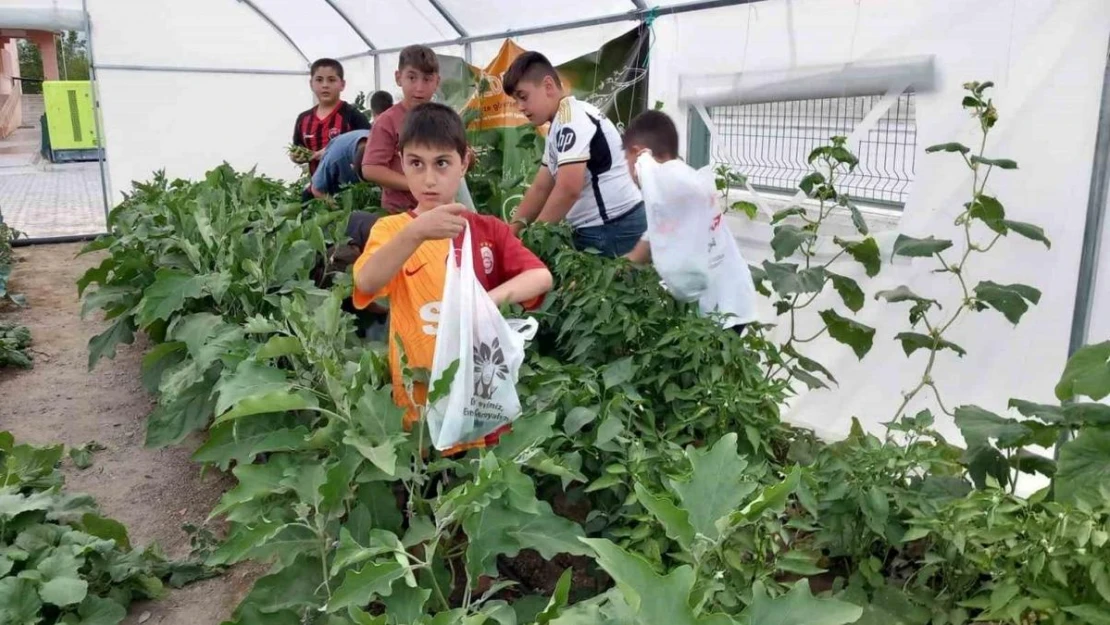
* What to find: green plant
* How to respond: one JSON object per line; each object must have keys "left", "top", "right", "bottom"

{"left": 0, "top": 322, "right": 32, "bottom": 369}
{"left": 749, "top": 136, "right": 883, "bottom": 392}
{"left": 0, "top": 431, "right": 213, "bottom": 625}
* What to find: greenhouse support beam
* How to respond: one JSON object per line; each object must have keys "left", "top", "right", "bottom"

{"left": 1057, "top": 32, "right": 1110, "bottom": 457}
{"left": 82, "top": 0, "right": 111, "bottom": 226}
{"left": 353, "top": 0, "right": 759, "bottom": 57}
{"left": 322, "top": 0, "right": 377, "bottom": 50}
{"left": 95, "top": 64, "right": 309, "bottom": 76}
{"left": 1068, "top": 33, "right": 1110, "bottom": 359}
{"left": 630, "top": 0, "right": 649, "bottom": 9}
{"left": 236, "top": 0, "right": 310, "bottom": 64}
{"left": 427, "top": 0, "right": 469, "bottom": 37}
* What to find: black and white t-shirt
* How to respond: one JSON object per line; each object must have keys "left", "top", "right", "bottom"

{"left": 542, "top": 97, "right": 642, "bottom": 229}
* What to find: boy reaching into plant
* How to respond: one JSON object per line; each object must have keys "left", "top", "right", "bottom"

{"left": 361, "top": 45, "right": 441, "bottom": 214}
{"left": 503, "top": 51, "right": 645, "bottom": 256}
{"left": 621, "top": 110, "right": 758, "bottom": 334}
{"left": 352, "top": 102, "right": 553, "bottom": 454}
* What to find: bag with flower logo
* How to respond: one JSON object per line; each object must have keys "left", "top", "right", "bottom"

{"left": 426, "top": 224, "right": 538, "bottom": 451}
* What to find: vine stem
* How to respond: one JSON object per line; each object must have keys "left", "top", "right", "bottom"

{"left": 893, "top": 105, "right": 994, "bottom": 422}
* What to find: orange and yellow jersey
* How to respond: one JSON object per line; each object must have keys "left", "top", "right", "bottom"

{"left": 352, "top": 211, "right": 548, "bottom": 452}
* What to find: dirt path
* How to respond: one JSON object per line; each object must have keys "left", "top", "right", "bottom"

{"left": 0, "top": 243, "right": 258, "bottom": 625}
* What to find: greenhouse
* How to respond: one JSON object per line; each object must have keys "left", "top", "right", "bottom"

{"left": 1, "top": 0, "right": 1109, "bottom": 624}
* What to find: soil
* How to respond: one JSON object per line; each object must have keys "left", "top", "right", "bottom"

{"left": 0, "top": 243, "right": 260, "bottom": 625}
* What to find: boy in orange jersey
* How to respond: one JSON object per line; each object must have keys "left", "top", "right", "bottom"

{"left": 352, "top": 103, "right": 553, "bottom": 454}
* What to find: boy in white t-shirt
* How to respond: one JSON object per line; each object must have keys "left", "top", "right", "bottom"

{"left": 622, "top": 110, "right": 758, "bottom": 334}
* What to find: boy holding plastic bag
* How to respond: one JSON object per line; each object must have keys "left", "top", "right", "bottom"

{"left": 352, "top": 103, "right": 553, "bottom": 454}
{"left": 622, "top": 111, "right": 758, "bottom": 333}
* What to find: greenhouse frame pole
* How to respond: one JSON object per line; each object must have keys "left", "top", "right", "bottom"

{"left": 82, "top": 0, "right": 111, "bottom": 231}
{"left": 1068, "top": 34, "right": 1110, "bottom": 360}
{"left": 237, "top": 0, "right": 310, "bottom": 64}
{"left": 349, "top": 0, "right": 759, "bottom": 58}
{"left": 1056, "top": 32, "right": 1110, "bottom": 456}
{"left": 425, "top": 0, "right": 472, "bottom": 63}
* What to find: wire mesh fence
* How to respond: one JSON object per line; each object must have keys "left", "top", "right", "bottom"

{"left": 708, "top": 92, "right": 917, "bottom": 207}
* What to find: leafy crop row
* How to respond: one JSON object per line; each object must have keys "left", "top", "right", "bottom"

{"left": 0, "top": 432, "right": 212, "bottom": 625}
{"left": 0, "top": 210, "right": 32, "bottom": 370}
{"left": 73, "top": 85, "right": 1110, "bottom": 625}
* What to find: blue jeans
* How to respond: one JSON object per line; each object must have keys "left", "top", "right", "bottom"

{"left": 572, "top": 202, "right": 647, "bottom": 258}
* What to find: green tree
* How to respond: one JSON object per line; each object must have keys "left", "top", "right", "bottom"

{"left": 15, "top": 31, "right": 90, "bottom": 95}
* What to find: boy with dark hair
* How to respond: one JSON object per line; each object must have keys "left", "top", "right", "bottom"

{"left": 353, "top": 102, "right": 552, "bottom": 454}
{"left": 369, "top": 90, "right": 394, "bottom": 118}
{"left": 292, "top": 58, "right": 370, "bottom": 176}
{"left": 503, "top": 51, "right": 645, "bottom": 257}
{"left": 361, "top": 45, "right": 441, "bottom": 213}
{"left": 622, "top": 110, "right": 758, "bottom": 333}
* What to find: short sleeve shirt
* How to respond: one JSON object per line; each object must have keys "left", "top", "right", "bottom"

{"left": 351, "top": 212, "right": 548, "bottom": 448}
{"left": 542, "top": 97, "right": 642, "bottom": 229}
{"left": 311, "top": 129, "right": 369, "bottom": 196}
{"left": 361, "top": 103, "right": 417, "bottom": 213}
{"left": 293, "top": 101, "right": 370, "bottom": 176}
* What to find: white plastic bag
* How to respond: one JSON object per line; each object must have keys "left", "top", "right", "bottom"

{"left": 426, "top": 224, "right": 538, "bottom": 451}
{"left": 637, "top": 152, "right": 714, "bottom": 302}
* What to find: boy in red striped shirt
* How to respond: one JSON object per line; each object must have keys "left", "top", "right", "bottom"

{"left": 292, "top": 58, "right": 370, "bottom": 177}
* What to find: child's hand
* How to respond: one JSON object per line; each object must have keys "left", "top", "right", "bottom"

{"left": 407, "top": 203, "right": 467, "bottom": 241}
{"left": 312, "top": 149, "right": 325, "bottom": 162}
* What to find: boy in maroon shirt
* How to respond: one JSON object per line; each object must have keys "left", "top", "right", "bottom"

{"left": 360, "top": 45, "right": 440, "bottom": 213}
{"left": 293, "top": 58, "right": 370, "bottom": 177}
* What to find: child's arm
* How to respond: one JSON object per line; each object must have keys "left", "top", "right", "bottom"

{"left": 354, "top": 204, "right": 468, "bottom": 296}
{"left": 535, "top": 163, "right": 587, "bottom": 224}
{"left": 510, "top": 168, "right": 556, "bottom": 234}
{"left": 360, "top": 120, "right": 410, "bottom": 191}
{"left": 624, "top": 240, "right": 652, "bottom": 264}
{"left": 488, "top": 268, "right": 553, "bottom": 307}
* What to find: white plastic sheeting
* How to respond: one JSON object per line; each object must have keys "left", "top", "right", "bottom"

{"left": 69, "top": 0, "right": 1110, "bottom": 455}
{"left": 649, "top": 0, "right": 1110, "bottom": 450}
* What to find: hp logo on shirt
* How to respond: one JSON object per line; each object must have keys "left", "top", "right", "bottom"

{"left": 556, "top": 127, "right": 577, "bottom": 153}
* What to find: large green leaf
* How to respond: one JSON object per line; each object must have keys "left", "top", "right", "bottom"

{"left": 828, "top": 273, "right": 864, "bottom": 313}
{"left": 140, "top": 342, "right": 187, "bottom": 393}
{"left": 967, "top": 195, "right": 1006, "bottom": 233}
{"left": 819, "top": 310, "right": 875, "bottom": 360}
{"left": 464, "top": 498, "right": 589, "bottom": 580}
{"left": 1062, "top": 605, "right": 1110, "bottom": 625}
{"left": 734, "top": 467, "right": 801, "bottom": 522}
{"left": 0, "top": 577, "right": 42, "bottom": 624}
{"left": 894, "top": 332, "right": 966, "bottom": 358}
{"left": 239, "top": 555, "right": 325, "bottom": 613}
{"left": 193, "top": 416, "right": 308, "bottom": 471}
{"left": 326, "top": 561, "right": 407, "bottom": 612}
{"left": 87, "top": 316, "right": 136, "bottom": 371}
{"left": 972, "top": 281, "right": 1041, "bottom": 325}
{"left": 1055, "top": 429, "right": 1110, "bottom": 507}
{"left": 213, "top": 390, "right": 319, "bottom": 424}
{"left": 81, "top": 513, "right": 132, "bottom": 551}
{"left": 145, "top": 366, "right": 220, "bottom": 448}
{"left": 215, "top": 361, "right": 294, "bottom": 416}
{"left": 135, "top": 269, "right": 208, "bottom": 327}
{"left": 633, "top": 483, "right": 695, "bottom": 551}
{"left": 954, "top": 405, "right": 1032, "bottom": 449}
{"left": 581, "top": 538, "right": 735, "bottom": 625}
{"left": 39, "top": 576, "right": 89, "bottom": 607}
{"left": 1001, "top": 220, "right": 1051, "bottom": 248}
{"left": 892, "top": 235, "right": 952, "bottom": 258}
{"left": 874, "top": 286, "right": 939, "bottom": 325}
{"left": 667, "top": 433, "right": 755, "bottom": 542}
{"left": 1055, "top": 341, "right": 1110, "bottom": 401}
{"left": 833, "top": 237, "right": 881, "bottom": 277}
{"left": 771, "top": 225, "right": 814, "bottom": 260}
{"left": 743, "top": 580, "right": 863, "bottom": 625}
{"left": 75, "top": 595, "right": 128, "bottom": 625}
{"left": 381, "top": 584, "right": 432, "bottom": 624}
{"left": 763, "top": 262, "right": 827, "bottom": 296}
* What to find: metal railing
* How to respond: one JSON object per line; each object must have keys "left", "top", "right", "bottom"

{"left": 708, "top": 92, "right": 918, "bottom": 207}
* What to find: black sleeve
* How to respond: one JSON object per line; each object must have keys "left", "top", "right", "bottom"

{"left": 293, "top": 111, "right": 306, "bottom": 147}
